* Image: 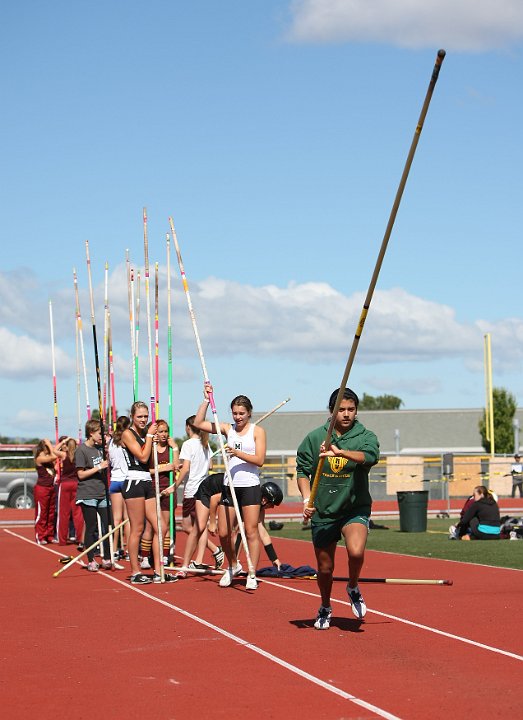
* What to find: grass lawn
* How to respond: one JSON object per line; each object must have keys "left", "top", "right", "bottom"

{"left": 270, "top": 517, "right": 523, "bottom": 571}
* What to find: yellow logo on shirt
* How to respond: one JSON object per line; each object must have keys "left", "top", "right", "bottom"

{"left": 327, "top": 456, "right": 348, "bottom": 474}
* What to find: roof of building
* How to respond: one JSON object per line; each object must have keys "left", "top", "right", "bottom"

{"left": 252, "top": 408, "right": 523, "bottom": 457}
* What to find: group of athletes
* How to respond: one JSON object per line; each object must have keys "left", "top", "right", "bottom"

{"left": 34, "top": 383, "right": 380, "bottom": 629}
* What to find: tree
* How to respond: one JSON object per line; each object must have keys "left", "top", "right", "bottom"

{"left": 359, "top": 393, "right": 403, "bottom": 410}
{"left": 479, "top": 387, "right": 517, "bottom": 454}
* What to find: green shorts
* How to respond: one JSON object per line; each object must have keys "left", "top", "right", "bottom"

{"left": 311, "top": 510, "right": 370, "bottom": 548}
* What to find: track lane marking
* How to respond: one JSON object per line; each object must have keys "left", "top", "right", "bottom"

{"left": 258, "top": 578, "right": 523, "bottom": 662}
{"left": 5, "top": 528, "right": 401, "bottom": 720}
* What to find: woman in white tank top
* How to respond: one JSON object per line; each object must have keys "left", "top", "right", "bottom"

{"left": 193, "top": 383, "right": 266, "bottom": 590}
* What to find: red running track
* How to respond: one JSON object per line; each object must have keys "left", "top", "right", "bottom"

{"left": 1, "top": 526, "right": 522, "bottom": 720}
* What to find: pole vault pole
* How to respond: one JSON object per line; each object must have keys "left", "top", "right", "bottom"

{"left": 155, "top": 262, "right": 160, "bottom": 420}
{"left": 143, "top": 208, "right": 165, "bottom": 582}
{"left": 102, "top": 262, "right": 109, "bottom": 425}
{"left": 85, "top": 240, "right": 116, "bottom": 567}
{"left": 73, "top": 268, "right": 91, "bottom": 420}
{"left": 209, "top": 397, "right": 291, "bottom": 460}
{"left": 134, "top": 270, "right": 141, "bottom": 401}
{"left": 75, "top": 314, "right": 82, "bottom": 443}
{"left": 126, "top": 250, "right": 136, "bottom": 402}
{"left": 308, "top": 49, "right": 446, "bottom": 509}
{"left": 49, "top": 301, "right": 60, "bottom": 484}
{"left": 166, "top": 233, "right": 175, "bottom": 555}
{"left": 108, "top": 310, "right": 117, "bottom": 430}
{"left": 168, "top": 215, "right": 256, "bottom": 580}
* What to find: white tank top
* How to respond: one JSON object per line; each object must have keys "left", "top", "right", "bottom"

{"left": 225, "top": 423, "right": 260, "bottom": 488}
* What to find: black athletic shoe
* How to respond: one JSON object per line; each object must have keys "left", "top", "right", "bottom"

{"left": 188, "top": 561, "right": 210, "bottom": 571}
{"left": 130, "top": 573, "right": 152, "bottom": 585}
{"left": 152, "top": 572, "right": 179, "bottom": 584}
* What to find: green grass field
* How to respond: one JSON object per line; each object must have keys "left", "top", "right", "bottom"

{"left": 270, "top": 517, "right": 523, "bottom": 570}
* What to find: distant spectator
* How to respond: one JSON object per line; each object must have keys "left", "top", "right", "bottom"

{"left": 448, "top": 493, "right": 475, "bottom": 539}
{"left": 509, "top": 454, "right": 523, "bottom": 498}
{"left": 455, "top": 485, "right": 500, "bottom": 541}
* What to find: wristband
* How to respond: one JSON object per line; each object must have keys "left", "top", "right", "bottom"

{"left": 303, "top": 497, "right": 310, "bottom": 504}
{"left": 264, "top": 542, "right": 278, "bottom": 563}
{"left": 146, "top": 433, "right": 154, "bottom": 438}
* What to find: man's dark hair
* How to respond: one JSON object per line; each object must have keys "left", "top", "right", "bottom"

{"left": 328, "top": 388, "right": 359, "bottom": 412}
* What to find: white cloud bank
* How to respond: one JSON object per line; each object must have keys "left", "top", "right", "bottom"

{"left": 0, "top": 327, "right": 74, "bottom": 378}
{"left": 1, "top": 267, "right": 522, "bottom": 380}
{"left": 287, "top": 0, "right": 523, "bottom": 51}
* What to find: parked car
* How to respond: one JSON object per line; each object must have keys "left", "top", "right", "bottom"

{"left": 0, "top": 471, "right": 37, "bottom": 509}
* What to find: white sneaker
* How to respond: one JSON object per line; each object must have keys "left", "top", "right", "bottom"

{"left": 347, "top": 585, "right": 367, "bottom": 619}
{"left": 140, "top": 557, "right": 152, "bottom": 570}
{"left": 218, "top": 563, "right": 243, "bottom": 588}
{"left": 245, "top": 575, "right": 258, "bottom": 590}
{"left": 314, "top": 606, "right": 332, "bottom": 630}
{"left": 448, "top": 524, "right": 459, "bottom": 540}
{"left": 219, "top": 568, "right": 233, "bottom": 587}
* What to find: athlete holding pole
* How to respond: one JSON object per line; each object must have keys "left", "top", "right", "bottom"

{"left": 297, "top": 388, "right": 379, "bottom": 629}
{"left": 193, "top": 384, "right": 266, "bottom": 590}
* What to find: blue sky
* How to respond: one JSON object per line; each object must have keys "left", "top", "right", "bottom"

{"left": 2, "top": 0, "right": 523, "bottom": 440}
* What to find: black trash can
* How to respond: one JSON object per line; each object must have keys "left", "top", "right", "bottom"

{"left": 397, "top": 490, "right": 429, "bottom": 532}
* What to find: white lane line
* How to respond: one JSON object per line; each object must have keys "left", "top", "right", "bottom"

{"left": 258, "top": 579, "right": 523, "bottom": 662}
{"left": 276, "top": 535, "right": 523, "bottom": 573}
{"left": 4, "top": 529, "right": 401, "bottom": 720}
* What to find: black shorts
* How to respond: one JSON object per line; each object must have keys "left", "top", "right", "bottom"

{"left": 220, "top": 484, "right": 261, "bottom": 509}
{"left": 195, "top": 473, "right": 224, "bottom": 509}
{"left": 182, "top": 497, "right": 196, "bottom": 519}
{"left": 122, "top": 479, "right": 156, "bottom": 501}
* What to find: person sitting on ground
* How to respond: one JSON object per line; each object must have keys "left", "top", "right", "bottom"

{"left": 448, "top": 493, "right": 475, "bottom": 540}
{"left": 454, "top": 485, "right": 501, "bottom": 541}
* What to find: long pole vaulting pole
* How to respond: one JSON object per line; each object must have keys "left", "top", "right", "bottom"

{"left": 49, "top": 301, "right": 60, "bottom": 483}
{"left": 108, "top": 310, "right": 117, "bottom": 430}
{"left": 102, "top": 261, "right": 109, "bottom": 425}
{"left": 154, "top": 262, "right": 160, "bottom": 419}
{"left": 134, "top": 270, "right": 141, "bottom": 400}
{"left": 53, "top": 519, "right": 129, "bottom": 577}
{"left": 85, "top": 240, "right": 116, "bottom": 566}
{"left": 168, "top": 215, "right": 256, "bottom": 579}
{"left": 73, "top": 268, "right": 91, "bottom": 420}
{"left": 166, "top": 233, "right": 175, "bottom": 552}
{"left": 75, "top": 314, "right": 82, "bottom": 443}
{"left": 210, "top": 397, "right": 291, "bottom": 460}
{"left": 308, "top": 49, "right": 446, "bottom": 509}
{"left": 126, "top": 251, "right": 136, "bottom": 402}
{"left": 143, "top": 208, "right": 165, "bottom": 582}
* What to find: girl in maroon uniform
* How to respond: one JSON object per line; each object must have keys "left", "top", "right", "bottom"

{"left": 56, "top": 436, "right": 84, "bottom": 545}
{"left": 34, "top": 438, "right": 67, "bottom": 544}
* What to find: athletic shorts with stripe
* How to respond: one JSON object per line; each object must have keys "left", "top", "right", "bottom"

{"left": 311, "top": 509, "right": 370, "bottom": 548}
{"left": 121, "top": 478, "right": 156, "bottom": 500}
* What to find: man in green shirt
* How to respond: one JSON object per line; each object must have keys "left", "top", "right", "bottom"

{"left": 297, "top": 388, "right": 380, "bottom": 630}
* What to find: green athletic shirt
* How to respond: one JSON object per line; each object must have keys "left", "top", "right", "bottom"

{"left": 296, "top": 419, "right": 380, "bottom": 521}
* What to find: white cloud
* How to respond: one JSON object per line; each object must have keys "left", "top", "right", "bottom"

{"left": 0, "top": 327, "right": 75, "bottom": 378}
{"left": 2, "top": 266, "right": 522, "bottom": 381}
{"left": 287, "top": 0, "right": 523, "bottom": 51}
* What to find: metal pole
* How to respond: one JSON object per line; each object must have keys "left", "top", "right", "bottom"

{"left": 513, "top": 417, "right": 520, "bottom": 455}
{"left": 394, "top": 428, "right": 400, "bottom": 455}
